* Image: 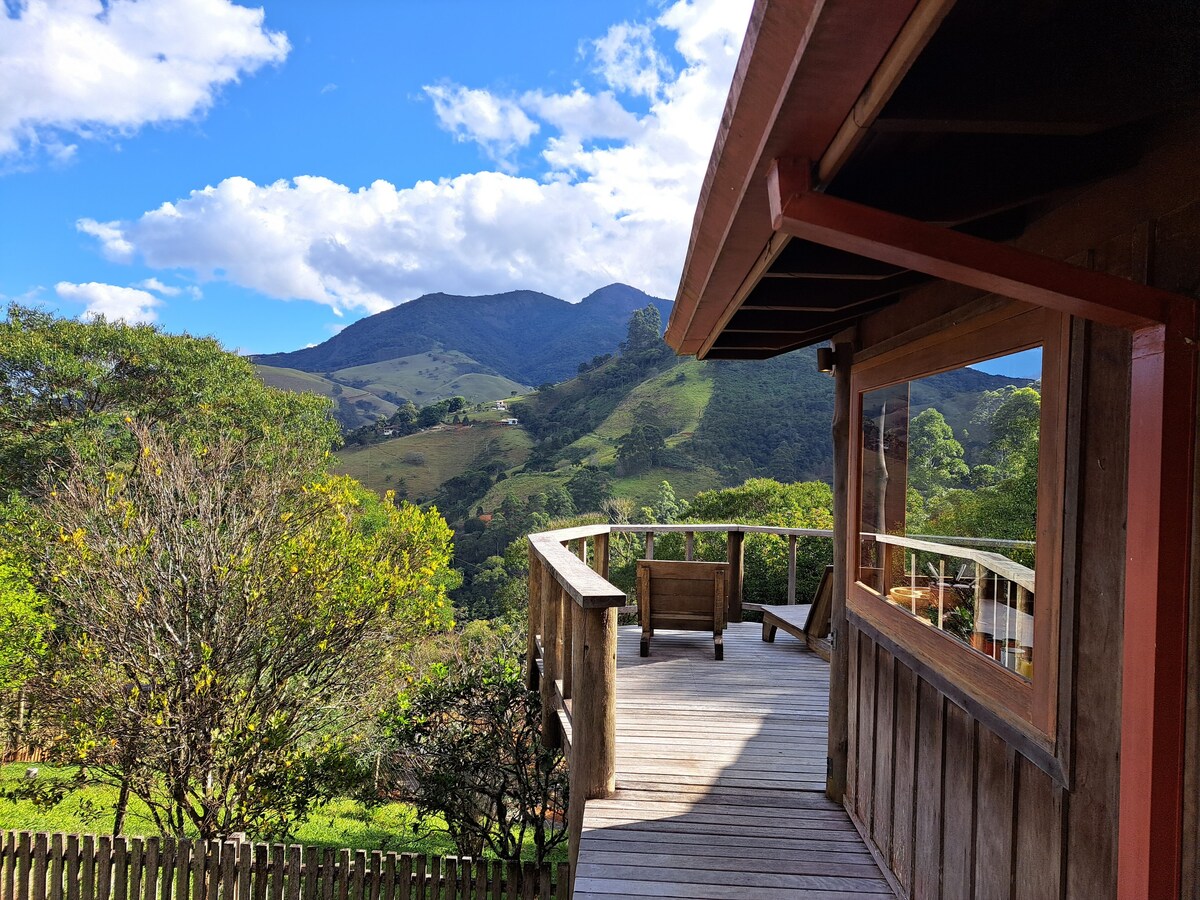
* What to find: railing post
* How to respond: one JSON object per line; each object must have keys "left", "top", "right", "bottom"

{"left": 540, "top": 565, "right": 561, "bottom": 750}
{"left": 685, "top": 531, "right": 695, "bottom": 561}
{"left": 561, "top": 587, "right": 574, "bottom": 703}
{"left": 567, "top": 603, "right": 618, "bottom": 895}
{"left": 787, "top": 535, "right": 798, "bottom": 605}
{"left": 527, "top": 547, "right": 542, "bottom": 690}
{"left": 726, "top": 530, "right": 744, "bottom": 622}
{"left": 644, "top": 531, "right": 655, "bottom": 560}
{"left": 592, "top": 532, "right": 610, "bottom": 580}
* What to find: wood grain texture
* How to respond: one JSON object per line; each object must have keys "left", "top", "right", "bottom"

{"left": 573, "top": 623, "right": 893, "bottom": 899}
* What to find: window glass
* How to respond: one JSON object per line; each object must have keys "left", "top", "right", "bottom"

{"left": 857, "top": 349, "right": 1042, "bottom": 679}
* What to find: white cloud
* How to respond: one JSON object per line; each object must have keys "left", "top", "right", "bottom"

{"left": 0, "top": 0, "right": 288, "bottom": 159}
{"left": 55, "top": 281, "right": 163, "bottom": 324}
{"left": 135, "top": 277, "right": 181, "bottom": 296}
{"left": 77, "top": 0, "right": 754, "bottom": 312}
{"left": 592, "top": 22, "right": 672, "bottom": 100}
{"left": 424, "top": 84, "right": 539, "bottom": 169}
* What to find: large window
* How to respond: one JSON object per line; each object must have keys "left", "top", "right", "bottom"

{"left": 848, "top": 304, "right": 1068, "bottom": 747}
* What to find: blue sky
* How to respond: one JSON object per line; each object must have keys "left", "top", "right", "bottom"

{"left": 0, "top": 0, "right": 752, "bottom": 353}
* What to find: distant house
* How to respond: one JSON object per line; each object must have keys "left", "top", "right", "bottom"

{"left": 381, "top": 429, "right": 394, "bottom": 437}
{"left": 494, "top": 400, "right": 507, "bottom": 410}
{"left": 500, "top": 418, "right": 520, "bottom": 427}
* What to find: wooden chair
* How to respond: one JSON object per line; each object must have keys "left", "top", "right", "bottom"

{"left": 760, "top": 565, "right": 835, "bottom": 660}
{"left": 636, "top": 559, "right": 728, "bottom": 660}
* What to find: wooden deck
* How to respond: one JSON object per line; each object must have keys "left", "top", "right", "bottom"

{"left": 573, "top": 622, "right": 894, "bottom": 899}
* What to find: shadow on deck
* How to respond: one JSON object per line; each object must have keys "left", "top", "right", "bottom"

{"left": 573, "top": 623, "right": 893, "bottom": 899}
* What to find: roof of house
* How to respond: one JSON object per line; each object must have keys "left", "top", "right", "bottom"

{"left": 667, "top": 0, "right": 1200, "bottom": 359}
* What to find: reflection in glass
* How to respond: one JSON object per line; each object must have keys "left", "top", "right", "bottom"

{"left": 857, "top": 349, "right": 1042, "bottom": 679}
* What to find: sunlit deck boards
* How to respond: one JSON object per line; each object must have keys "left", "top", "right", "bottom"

{"left": 573, "top": 622, "right": 894, "bottom": 899}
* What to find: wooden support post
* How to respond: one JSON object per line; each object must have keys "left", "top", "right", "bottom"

{"left": 726, "top": 531, "right": 745, "bottom": 622}
{"left": 592, "top": 532, "right": 610, "bottom": 580}
{"left": 567, "top": 605, "right": 617, "bottom": 897}
{"left": 1118, "top": 316, "right": 1197, "bottom": 899}
{"left": 827, "top": 341, "right": 853, "bottom": 802}
{"left": 644, "top": 531, "right": 655, "bottom": 560}
{"left": 561, "top": 587, "right": 573, "bottom": 702}
{"left": 575, "top": 539, "right": 587, "bottom": 567}
{"left": 527, "top": 547, "right": 542, "bottom": 690}
{"left": 787, "top": 535, "right": 798, "bottom": 604}
{"left": 539, "top": 565, "right": 561, "bottom": 750}
{"left": 685, "top": 531, "right": 695, "bottom": 561}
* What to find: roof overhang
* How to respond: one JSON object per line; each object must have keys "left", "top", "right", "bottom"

{"left": 669, "top": 0, "right": 1200, "bottom": 359}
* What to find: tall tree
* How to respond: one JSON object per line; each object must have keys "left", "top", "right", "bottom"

{"left": 26, "top": 424, "right": 458, "bottom": 839}
{"left": 0, "top": 305, "right": 337, "bottom": 498}
{"left": 907, "top": 408, "right": 969, "bottom": 497}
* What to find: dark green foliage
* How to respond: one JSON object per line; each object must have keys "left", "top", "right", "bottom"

{"left": 0, "top": 305, "right": 338, "bottom": 498}
{"left": 378, "top": 624, "right": 567, "bottom": 864}
{"left": 566, "top": 466, "right": 612, "bottom": 513}
{"left": 616, "top": 424, "right": 665, "bottom": 474}
{"left": 254, "top": 284, "right": 671, "bottom": 386}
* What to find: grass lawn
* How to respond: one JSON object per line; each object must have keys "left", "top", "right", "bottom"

{"left": 0, "top": 764, "right": 568, "bottom": 860}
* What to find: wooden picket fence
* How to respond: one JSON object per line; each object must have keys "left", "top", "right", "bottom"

{"left": 0, "top": 832, "right": 568, "bottom": 900}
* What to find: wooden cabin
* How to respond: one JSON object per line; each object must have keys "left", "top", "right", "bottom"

{"left": 665, "top": 1, "right": 1200, "bottom": 897}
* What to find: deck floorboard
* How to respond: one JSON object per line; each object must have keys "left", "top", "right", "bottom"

{"left": 574, "top": 623, "right": 893, "bottom": 899}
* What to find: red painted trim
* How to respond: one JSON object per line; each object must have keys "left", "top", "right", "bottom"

{"left": 1117, "top": 311, "right": 1196, "bottom": 900}
{"left": 769, "top": 179, "right": 1176, "bottom": 330}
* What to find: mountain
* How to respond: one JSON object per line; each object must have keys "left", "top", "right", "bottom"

{"left": 252, "top": 283, "right": 673, "bottom": 386}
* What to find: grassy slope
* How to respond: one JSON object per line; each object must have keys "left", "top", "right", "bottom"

{"left": 477, "top": 360, "right": 722, "bottom": 511}
{"left": 335, "top": 424, "right": 531, "bottom": 500}
{"left": 255, "top": 365, "right": 398, "bottom": 427}
{"left": 333, "top": 350, "right": 528, "bottom": 405}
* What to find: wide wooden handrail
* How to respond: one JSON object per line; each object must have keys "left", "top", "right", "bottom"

{"left": 871, "top": 532, "right": 1036, "bottom": 594}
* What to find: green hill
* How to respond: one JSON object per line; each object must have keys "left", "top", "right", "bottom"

{"left": 254, "top": 365, "right": 397, "bottom": 430}
{"left": 332, "top": 350, "right": 527, "bottom": 406}
{"left": 334, "top": 423, "right": 531, "bottom": 501}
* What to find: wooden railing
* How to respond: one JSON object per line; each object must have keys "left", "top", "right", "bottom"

{"left": 525, "top": 522, "right": 836, "bottom": 890}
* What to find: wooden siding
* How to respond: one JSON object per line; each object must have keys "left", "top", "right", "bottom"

{"left": 842, "top": 222, "right": 1160, "bottom": 897}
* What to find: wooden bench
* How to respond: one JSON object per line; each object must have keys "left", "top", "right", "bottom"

{"left": 754, "top": 565, "right": 834, "bottom": 661}
{"left": 636, "top": 559, "right": 728, "bottom": 660}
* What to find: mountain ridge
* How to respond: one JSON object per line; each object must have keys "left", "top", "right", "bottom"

{"left": 252, "top": 283, "right": 672, "bottom": 386}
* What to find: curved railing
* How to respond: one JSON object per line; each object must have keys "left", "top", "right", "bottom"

{"left": 525, "top": 521, "right": 835, "bottom": 879}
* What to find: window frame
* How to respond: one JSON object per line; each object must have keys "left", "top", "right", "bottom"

{"left": 846, "top": 301, "right": 1069, "bottom": 759}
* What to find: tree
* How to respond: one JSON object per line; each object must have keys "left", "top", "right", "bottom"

{"left": 544, "top": 486, "right": 575, "bottom": 518}
{"left": 616, "top": 424, "right": 665, "bottom": 474}
{"left": 907, "top": 408, "right": 969, "bottom": 497}
{"left": 621, "top": 305, "right": 663, "bottom": 355}
{"left": 26, "top": 424, "right": 458, "bottom": 840}
{"left": 640, "top": 481, "right": 687, "bottom": 524}
{"left": 0, "top": 305, "right": 337, "bottom": 498}
{"left": 380, "top": 624, "right": 567, "bottom": 870}
{"left": 566, "top": 466, "right": 611, "bottom": 513}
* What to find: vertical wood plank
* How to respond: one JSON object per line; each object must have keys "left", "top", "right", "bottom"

{"left": 487, "top": 861, "right": 501, "bottom": 900}
{"left": 66, "top": 835, "right": 80, "bottom": 900}
{"left": 285, "top": 848, "right": 301, "bottom": 900}
{"left": 786, "top": 535, "right": 797, "bottom": 604}
{"left": 644, "top": 532, "right": 654, "bottom": 560}
{"left": 725, "top": 531, "right": 744, "bottom": 621}
{"left": 32, "top": 834, "right": 47, "bottom": 900}
{"left": 112, "top": 837, "right": 127, "bottom": 900}
{"left": 396, "top": 856, "right": 412, "bottom": 900}
{"left": 539, "top": 565, "right": 561, "bottom": 750}
{"left": 890, "top": 661, "right": 917, "bottom": 893}
{"left": 555, "top": 864, "right": 568, "bottom": 900}
{"left": 301, "top": 849, "right": 317, "bottom": 900}
{"left": 3, "top": 831, "right": 17, "bottom": 900}
{"left": 351, "top": 853, "right": 366, "bottom": 900}
{"left": 473, "top": 860, "right": 486, "bottom": 900}
{"left": 855, "top": 635, "right": 877, "bottom": 827}
{"left": 504, "top": 864, "right": 517, "bottom": 900}
{"left": 367, "top": 852, "right": 381, "bottom": 900}
{"left": 912, "top": 679, "right": 944, "bottom": 900}
{"left": 97, "top": 836, "right": 112, "bottom": 900}
{"left": 237, "top": 846, "right": 251, "bottom": 900}
{"left": 520, "top": 863, "right": 535, "bottom": 900}
{"left": 127, "top": 839, "right": 143, "bottom": 900}
{"left": 845, "top": 623, "right": 860, "bottom": 811}
{"left": 205, "top": 844, "right": 221, "bottom": 900}
{"left": 269, "top": 847, "right": 286, "bottom": 900}
{"left": 872, "top": 649, "right": 896, "bottom": 860}
{"left": 440, "top": 857, "right": 453, "bottom": 900}
{"left": 50, "top": 834, "right": 65, "bottom": 900}
{"left": 1014, "top": 757, "right": 1063, "bottom": 900}
{"left": 411, "top": 857, "right": 425, "bottom": 900}
{"left": 381, "top": 855, "right": 395, "bottom": 900}
{"left": 974, "top": 727, "right": 1016, "bottom": 900}
{"left": 251, "top": 847, "right": 267, "bottom": 900}
{"left": 82, "top": 836, "right": 96, "bottom": 900}
{"left": 171, "top": 840, "right": 188, "bottom": 900}
{"left": 157, "top": 840, "right": 174, "bottom": 900}
{"left": 18, "top": 833, "right": 32, "bottom": 900}
{"left": 141, "top": 840, "right": 158, "bottom": 900}
{"left": 218, "top": 845, "right": 234, "bottom": 900}
{"left": 560, "top": 587, "right": 573, "bottom": 702}
{"left": 941, "top": 702, "right": 977, "bottom": 898}
{"left": 537, "top": 865, "right": 550, "bottom": 900}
